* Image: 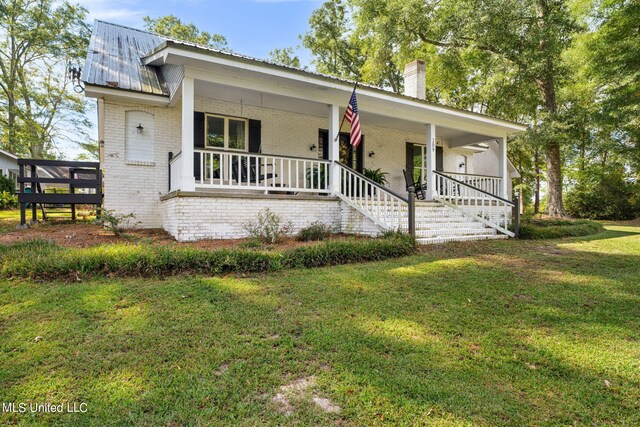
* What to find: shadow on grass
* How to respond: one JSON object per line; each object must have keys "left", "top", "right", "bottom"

{"left": 1, "top": 227, "right": 639, "bottom": 425}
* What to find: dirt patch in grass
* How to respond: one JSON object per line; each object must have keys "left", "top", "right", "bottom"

{"left": 0, "top": 221, "right": 368, "bottom": 249}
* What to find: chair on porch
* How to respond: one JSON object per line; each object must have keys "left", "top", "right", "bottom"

{"left": 231, "top": 158, "right": 277, "bottom": 184}
{"left": 403, "top": 169, "right": 427, "bottom": 200}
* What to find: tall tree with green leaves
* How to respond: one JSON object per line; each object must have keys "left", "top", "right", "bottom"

{"left": 0, "top": 0, "right": 90, "bottom": 158}
{"left": 306, "top": 0, "right": 582, "bottom": 216}
{"left": 586, "top": 0, "right": 639, "bottom": 175}
{"left": 267, "top": 47, "right": 302, "bottom": 68}
{"left": 143, "top": 15, "right": 229, "bottom": 50}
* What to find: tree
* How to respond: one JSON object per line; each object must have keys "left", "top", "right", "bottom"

{"left": 0, "top": 0, "right": 90, "bottom": 158}
{"left": 302, "top": 0, "right": 363, "bottom": 80}
{"left": 586, "top": 0, "right": 639, "bottom": 175}
{"left": 267, "top": 47, "right": 302, "bottom": 68}
{"left": 306, "top": 0, "right": 583, "bottom": 216}
{"left": 143, "top": 15, "right": 228, "bottom": 50}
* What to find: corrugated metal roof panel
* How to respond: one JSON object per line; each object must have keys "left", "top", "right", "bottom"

{"left": 83, "top": 20, "right": 169, "bottom": 96}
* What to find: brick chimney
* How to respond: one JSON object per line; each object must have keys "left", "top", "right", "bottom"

{"left": 403, "top": 59, "right": 426, "bottom": 99}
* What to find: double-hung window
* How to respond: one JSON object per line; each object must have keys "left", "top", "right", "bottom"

{"left": 205, "top": 114, "right": 248, "bottom": 151}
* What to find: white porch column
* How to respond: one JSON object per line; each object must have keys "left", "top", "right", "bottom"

{"left": 180, "top": 76, "right": 196, "bottom": 191}
{"left": 497, "top": 137, "right": 508, "bottom": 198}
{"left": 328, "top": 104, "right": 340, "bottom": 194}
{"left": 425, "top": 123, "right": 437, "bottom": 200}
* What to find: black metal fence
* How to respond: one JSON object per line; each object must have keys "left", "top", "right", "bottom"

{"left": 17, "top": 159, "right": 102, "bottom": 225}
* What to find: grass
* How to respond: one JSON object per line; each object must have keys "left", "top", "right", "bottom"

{"left": 0, "top": 209, "right": 22, "bottom": 233}
{"left": 519, "top": 217, "right": 604, "bottom": 239}
{"left": 0, "top": 223, "right": 639, "bottom": 425}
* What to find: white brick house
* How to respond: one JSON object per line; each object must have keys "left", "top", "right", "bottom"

{"left": 83, "top": 21, "right": 525, "bottom": 244}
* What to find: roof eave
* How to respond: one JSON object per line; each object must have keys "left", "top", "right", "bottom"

{"left": 143, "top": 41, "right": 527, "bottom": 133}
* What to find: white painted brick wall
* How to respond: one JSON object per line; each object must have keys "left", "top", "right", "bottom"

{"left": 102, "top": 95, "right": 500, "bottom": 231}
{"left": 161, "top": 194, "right": 347, "bottom": 241}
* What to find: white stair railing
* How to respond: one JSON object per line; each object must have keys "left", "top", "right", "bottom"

{"left": 191, "top": 149, "right": 331, "bottom": 194}
{"left": 440, "top": 172, "right": 502, "bottom": 197}
{"left": 169, "top": 151, "right": 182, "bottom": 192}
{"left": 434, "top": 171, "right": 515, "bottom": 237}
{"left": 335, "top": 162, "right": 408, "bottom": 230}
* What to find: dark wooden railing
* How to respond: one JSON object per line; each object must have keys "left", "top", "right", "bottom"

{"left": 17, "top": 159, "right": 102, "bottom": 225}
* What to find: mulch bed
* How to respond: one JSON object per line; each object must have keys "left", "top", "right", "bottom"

{"left": 0, "top": 221, "right": 364, "bottom": 249}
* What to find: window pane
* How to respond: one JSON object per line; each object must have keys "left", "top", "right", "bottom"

{"left": 413, "top": 145, "right": 423, "bottom": 183}
{"left": 228, "top": 119, "right": 246, "bottom": 150}
{"left": 206, "top": 116, "right": 224, "bottom": 147}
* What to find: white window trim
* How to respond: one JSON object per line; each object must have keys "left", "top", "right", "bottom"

{"left": 204, "top": 113, "right": 249, "bottom": 152}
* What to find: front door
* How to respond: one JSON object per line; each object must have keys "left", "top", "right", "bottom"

{"left": 319, "top": 130, "right": 364, "bottom": 172}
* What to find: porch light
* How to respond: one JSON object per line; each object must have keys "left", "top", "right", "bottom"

{"left": 368, "top": 151, "right": 375, "bottom": 158}
{"left": 309, "top": 144, "right": 317, "bottom": 151}
{"left": 136, "top": 123, "right": 144, "bottom": 134}
{"left": 459, "top": 162, "right": 466, "bottom": 168}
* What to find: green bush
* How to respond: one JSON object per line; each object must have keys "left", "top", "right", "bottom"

{"left": 298, "top": 221, "right": 336, "bottom": 241}
{"left": 565, "top": 170, "right": 639, "bottom": 220}
{"left": 518, "top": 218, "right": 604, "bottom": 239}
{"left": 0, "top": 191, "right": 18, "bottom": 209}
{"left": 92, "top": 210, "right": 138, "bottom": 236}
{"left": 243, "top": 208, "right": 292, "bottom": 244}
{"left": 0, "top": 235, "right": 416, "bottom": 281}
{"left": 0, "top": 174, "right": 15, "bottom": 194}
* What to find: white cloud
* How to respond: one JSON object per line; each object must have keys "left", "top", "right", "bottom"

{"left": 75, "top": 0, "right": 147, "bottom": 26}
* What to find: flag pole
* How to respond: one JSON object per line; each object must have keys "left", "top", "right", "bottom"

{"left": 334, "top": 82, "right": 358, "bottom": 142}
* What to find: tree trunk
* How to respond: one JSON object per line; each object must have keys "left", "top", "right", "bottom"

{"left": 537, "top": 75, "right": 566, "bottom": 217}
{"left": 534, "top": 146, "right": 541, "bottom": 214}
{"left": 545, "top": 140, "right": 564, "bottom": 216}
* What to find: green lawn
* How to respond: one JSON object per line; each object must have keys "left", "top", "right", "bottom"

{"left": 1, "top": 224, "right": 639, "bottom": 426}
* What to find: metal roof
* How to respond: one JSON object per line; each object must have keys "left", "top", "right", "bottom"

{"left": 83, "top": 21, "right": 169, "bottom": 96}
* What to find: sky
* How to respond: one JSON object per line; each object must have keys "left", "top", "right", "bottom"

{"left": 59, "top": 0, "right": 323, "bottom": 158}
{"left": 80, "top": 0, "right": 322, "bottom": 65}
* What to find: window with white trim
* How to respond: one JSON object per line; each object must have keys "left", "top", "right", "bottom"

{"left": 205, "top": 114, "right": 248, "bottom": 151}
{"left": 125, "top": 111, "right": 154, "bottom": 163}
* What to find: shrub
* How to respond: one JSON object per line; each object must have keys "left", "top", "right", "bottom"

{"left": 518, "top": 218, "right": 604, "bottom": 239}
{"left": 565, "top": 170, "right": 639, "bottom": 220}
{"left": 0, "top": 174, "right": 15, "bottom": 194}
{"left": 0, "top": 235, "right": 416, "bottom": 281}
{"left": 92, "top": 210, "right": 138, "bottom": 236}
{"left": 298, "top": 221, "right": 335, "bottom": 241}
{"left": 0, "top": 191, "right": 18, "bottom": 209}
{"left": 243, "top": 208, "right": 292, "bottom": 244}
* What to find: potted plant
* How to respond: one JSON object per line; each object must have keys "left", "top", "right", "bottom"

{"left": 363, "top": 168, "right": 389, "bottom": 196}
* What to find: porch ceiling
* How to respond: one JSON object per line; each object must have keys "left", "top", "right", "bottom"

{"left": 193, "top": 80, "right": 495, "bottom": 142}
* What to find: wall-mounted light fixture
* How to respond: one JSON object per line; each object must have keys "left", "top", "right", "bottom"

{"left": 368, "top": 151, "right": 375, "bottom": 158}
{"left": 459, "top": 162, "right": 466, "bottom": 168}
{"left": 136, "top": 123, "right": 144, "bottom": 134}
{"left": 309, "top": 144, "right": 317, "bottom": 151}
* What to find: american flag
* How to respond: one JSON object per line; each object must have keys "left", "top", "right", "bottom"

{"left": 344, "top": 89, "right": 362, "bottom": 148}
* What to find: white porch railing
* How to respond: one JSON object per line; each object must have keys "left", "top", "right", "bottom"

{"left": 440, "top": 172, "right": 502, "bottom": 197}
{"left": 169, "top": 152, "right": 182, "bottom": 192}
{"left": 434, "top": 171, "right": 515, "bottom": 237}
{"left": 187, "top": 149, "right": 331, "bottom": 194}
{"left": 335, "top": 162, "right": 408, "bottom": 230}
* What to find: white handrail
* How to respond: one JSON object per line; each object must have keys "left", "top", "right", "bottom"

{"left": 334, "top": 162, "right": 408, "bottom": 230}
{"left": 191, "top": 149, "right": 331, "bottom": 194}
{"left": 169, "top": 152, "right": 182, "bottom": 192}
{"left": 434, "top": 171, "right": 514, "bottom": 237}
{"left": 440, "top": 172, "right": 502, "bottom": 196}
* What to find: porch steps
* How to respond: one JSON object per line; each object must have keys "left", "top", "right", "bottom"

{"left": 412, "top": 202, "right": 505, "bottom": 245}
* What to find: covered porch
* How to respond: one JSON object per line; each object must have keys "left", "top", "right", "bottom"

{"left": 167, "top": 75, "right": 513, "bottom": 202}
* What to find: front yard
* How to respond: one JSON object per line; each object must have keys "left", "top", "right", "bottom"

{"left": 1, "top": 222, "right": 639, "bottom": 425}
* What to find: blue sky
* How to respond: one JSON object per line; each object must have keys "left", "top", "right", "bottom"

{"left": 62, "top": 0, "right": 324, "bottom": 158}
{"left": 78, "top": 0, "right": 323, "bottom": 64}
